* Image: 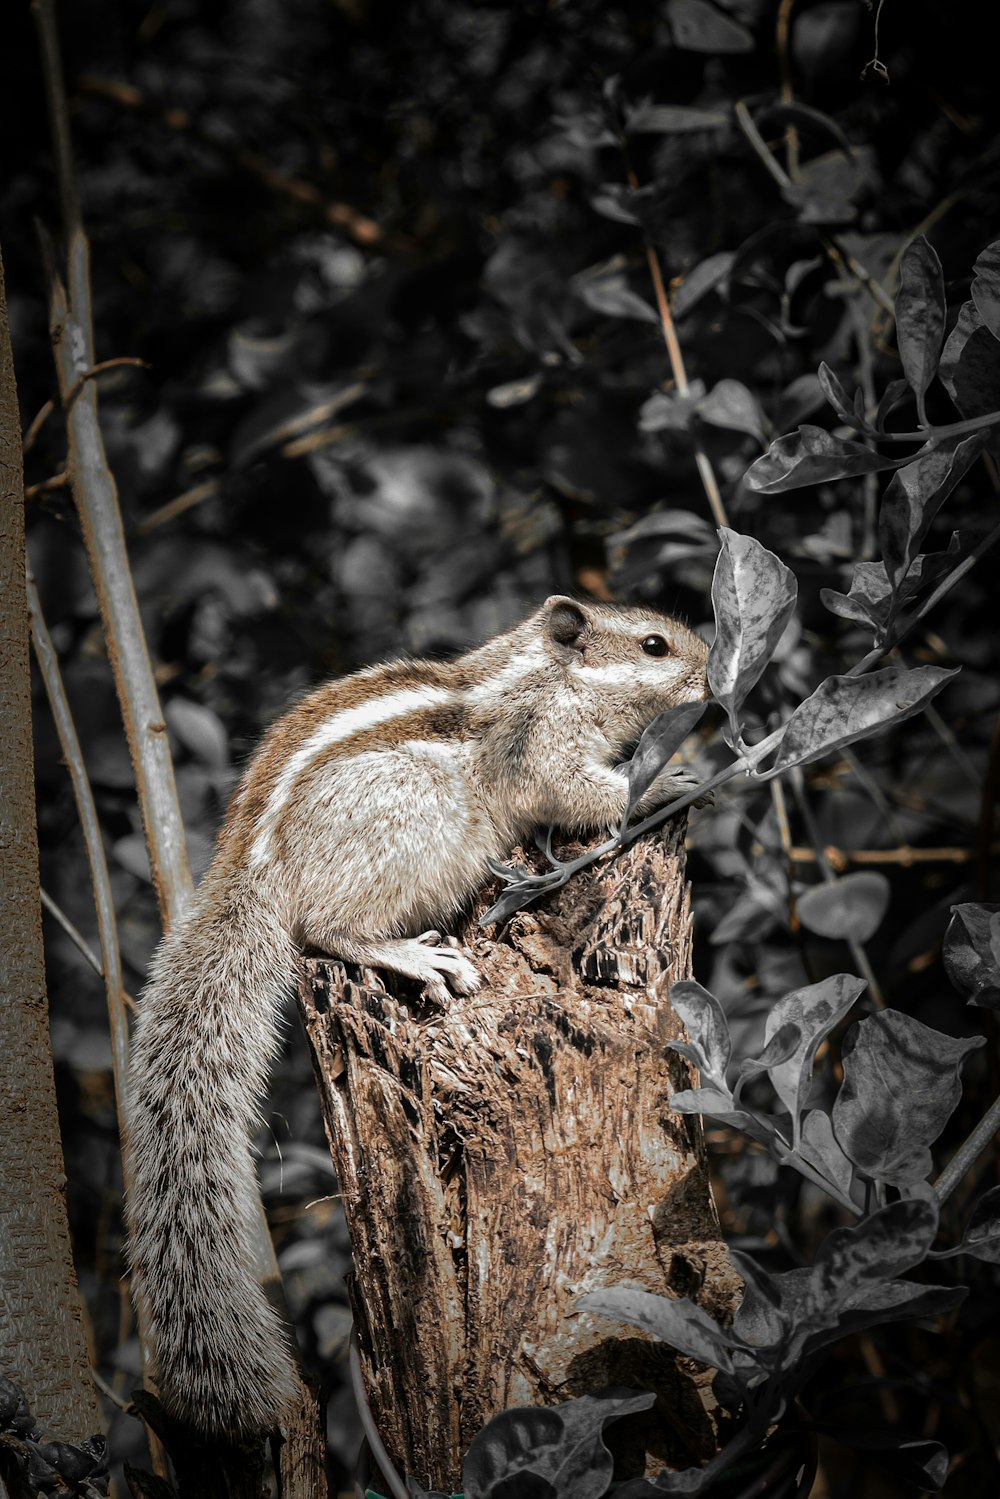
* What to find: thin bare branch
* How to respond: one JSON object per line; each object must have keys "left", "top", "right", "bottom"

{"left": 28, "top": 571, "right": 132, "bottom": 1109}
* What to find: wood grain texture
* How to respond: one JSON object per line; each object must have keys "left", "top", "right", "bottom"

{"left": 299, "top": 819, "right": 741, "bottom": 1491}
{"left": 0, "top": 244, "right": 101, "bottom": 1438}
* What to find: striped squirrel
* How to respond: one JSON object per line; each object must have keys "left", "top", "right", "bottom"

{"left": 124, "top": 594, "right": 710, "bottom": 1436}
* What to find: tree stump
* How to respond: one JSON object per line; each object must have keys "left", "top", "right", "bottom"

{"left": 297, "top": 820, "right": 742, "bottom": 1493}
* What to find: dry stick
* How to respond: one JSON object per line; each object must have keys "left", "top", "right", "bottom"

{"left": 775, "top": 0, "right": 800, "bottom": 178}
{"left": 25, "top": 471, "right": 69, "bottom": 500}
{"left": 41, "top": 888, "right": 105, "bottom": 979}
{"left": 132, "top": 478, "right": 219, "bottom": 537}
{"left": 24, "top": 397, "right": 55, "bottom": 452}
{"left": 40, "top": 888, "right": 136, "bottom": 1010}
{"left": 623, "top": 160, "right": 730, "bottom": 531}
{"left": 765, "top": 843, "right": 994, "bottom": 868}
{"left": 27, "top": 573, "right": 133, "bottom": 1104}
{"left": 77, "top": 73, "right": 389, "bottom": 251}
{"left": 769, "top": 776, "right": 801, "bottom": 933}
{"left": 645, "top": 238, "right": 730, "bottom": 530}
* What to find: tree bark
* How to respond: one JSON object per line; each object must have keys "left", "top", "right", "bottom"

{"left": 298, "top": 820, "right": 741, "bottom": 1494}
{"left": 0, "top": 243, "right": 102, "bottom": 1438}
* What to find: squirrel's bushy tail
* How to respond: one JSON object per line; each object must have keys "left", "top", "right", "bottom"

{"left": 124, "top": 866, "right": 300, "bottom": 1435}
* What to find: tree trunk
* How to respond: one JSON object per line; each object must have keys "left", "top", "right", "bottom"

{"left": 0, "top": 242, "right": 102, "bottom": 1439}
{"left": 298, "top": 820, "right": 741, "bottom": 1494}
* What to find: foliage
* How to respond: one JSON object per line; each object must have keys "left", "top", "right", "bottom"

{"left": 0, "top": 1377, "right": 108, "bottom": 1499}
{"left": 5, "top": 0, "right": 1000, "bottom": 1493}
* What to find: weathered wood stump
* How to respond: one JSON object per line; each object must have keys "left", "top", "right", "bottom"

{"left": 297, "top": 820, "right": 741, "bottom": 1492}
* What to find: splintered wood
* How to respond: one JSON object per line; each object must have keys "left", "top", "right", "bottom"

{"left": 298, "top": 821, "right": 741, "bottom": 1490}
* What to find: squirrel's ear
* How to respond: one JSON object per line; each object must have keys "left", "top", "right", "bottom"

{"left": 541, "top": 595, "right": 588, "bottom": 654}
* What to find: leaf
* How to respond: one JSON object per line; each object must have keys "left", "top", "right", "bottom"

{"left": 486, "top": 373, "right": 543, "bottom": 409}
{"left": 939, "top": 300, "right": 1000, "bottom": 434}
{"left": 626, "top": 103, "right": 729, "bottom": 133}
{"left": 797, "top": 1109, "right": 856, "bottom": 1201}
{"left": 668, "top": 1087, "right": 775, "bottom": 1146}
{"left": 462, "top": 1390, "right": 656, "bottom": 1499}
{"left": 894, "top": 237, "right": 946, "bottom": 411}
{"left": 811, "top": 1427, "right": 949, "bottom": 1491}
{"left": 744, "top": 425, "right": 916, "bottom": 493}
{"left": 763, "top": 974, "right": 866, "bottom": 1138}
{"left": 770, "top": 664, "right": 959, "bottom": 774}
{"left": 590, "top": 186, "right": 645, "bottom": 226}
{"left": 971, "top": 237, "right": 1000, "bottom": 340}
{"left": 824, "top": 534, "right": 962, "bottom": 631}
{"left": 952, "top": 1185, "right": 1000, "bottom": 1264}
{"left": 481, "top": 882, "right": 547, "bottom": 925}
{"left": 797, "top": 873, "right": 890, "bottom": 942}
{"left": 639, "top": 385, "right": 705, "bottom": 432}
{"left": 666, "top": 0, "right": 754, "bottom": 54}
{"left": 673, "top": 252, "right": 734, "bottom": 319}
{"left": 611, "top": 510, "right": 715, "bottom": 547}
{"left": 667, "top": 980, "right": 731, "bottom": 1085}
{"left": 165, "top": 698, "right": 229, "bottom": 769}
{"left": 818, "top": 362, "right": 869, "bottom": 430}
{"left": 708, "top": 528, "right": 797, "bottom": 743}
{"left": 734, "top": 1021, "right": 802, "bottom": 1099}
{"left": 578, "top": 1289, "right": 745, "bottom": 1375}
{"left": 811, "top": 1199, "right": 939, "bottom": 1306}
{"left": 874, "top": 377, "right": 912, "bottom": 432}
{"left": 579, "top": 275, "right": 659, "bottom": 324}
{"left": 832, "top": 1012, "right": 985, "bottom": 1185}
{"left": 797, "top": 1280, "right": 966, "bottom": 1355}
{"left": 943, "top": 902, "right": 1000, "bottom": 1009}
{"left": 624, "top": 701, "right": 707, "bottom": 821}
{"left": 820, "top": 561, "right": 892, "bottom": 632}
{"left": 695, "top": 380, "right": 767, "bottom": 442}
{"left": 878, "top": 433, "right": 986, "bottom": 591}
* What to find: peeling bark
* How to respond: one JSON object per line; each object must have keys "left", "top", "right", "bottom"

{"left": 298, "top": 820, "right": 741, "bottom": 1492}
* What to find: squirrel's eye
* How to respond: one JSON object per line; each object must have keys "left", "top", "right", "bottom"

{"left": 641, "top": 634, "right": 670, "bottom": 657}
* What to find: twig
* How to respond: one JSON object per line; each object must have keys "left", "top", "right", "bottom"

{"left": 769, "top": 777, "right": 800, "bottom": 931}
{"left": 64, "top": 355, "right": 150, "bottom": 410}
{"left": 775, "top": 0, "right": 800, "bottom": 178}
{"left": 23, "top": 397, "right": 55, "bottom": 452}
{"left": 624, "top": 167, "right": 730, "bottom": 529}
{"left": 25, "top": 470, "right": 69, "bottom": 500}
{"left": 934, "top": 1090, "right": 1000, "bottom": 1205}
{"left": 132, "top": 478, "right": 219, "bottom": 536}
{"left": 90, "top": 1365, "right": 135, "bottom": 1415}
{"left": 27, "top": 569, "right": 133, "bottom": 1103}
{"left": 755, "top": 842, "right": 991, "bottom": 868}
{"left": 40, "top": 887, "right": 136, "bottom": 1010}
{"left": 77, "top": 73, "right": 391, "bottom": 250}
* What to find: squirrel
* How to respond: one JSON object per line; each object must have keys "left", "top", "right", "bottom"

{"left": 123, "top": 594, "right": 710, "bottom": 1437}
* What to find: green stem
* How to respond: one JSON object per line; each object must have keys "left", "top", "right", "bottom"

{"left": 861, "top": 408, "right": 1000, "bottom": 444}
{"left": 933, "top": 1089, "right": 1000, "bottom": 1205}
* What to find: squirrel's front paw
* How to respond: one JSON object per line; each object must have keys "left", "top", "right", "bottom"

{"left": 645, "top": 767, "right": 713, "bottom": 812}
{"left": 415, "top": 934, "right": 482, "bottom": 1005}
